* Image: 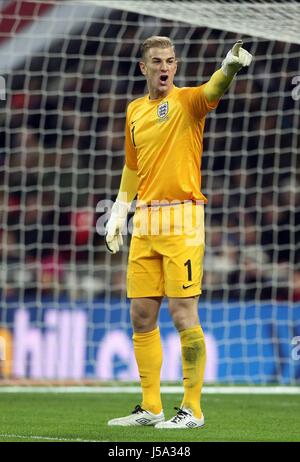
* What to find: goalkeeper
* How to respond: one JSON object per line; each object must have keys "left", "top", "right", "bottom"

{"left": 106, "top": 36, "right": 252, "bottom": 428}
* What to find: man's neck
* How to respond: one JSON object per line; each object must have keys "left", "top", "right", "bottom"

{"left": 148, "top": 85, "right": 174, "bottom": 100}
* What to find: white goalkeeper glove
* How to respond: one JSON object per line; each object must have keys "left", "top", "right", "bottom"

{"left": 221, "top": 40, "right": 252, "bottom": 77}
{"left": 105, "top": 200, "right": 130, "bottom": 254}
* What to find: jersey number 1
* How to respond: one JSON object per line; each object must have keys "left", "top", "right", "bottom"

{"left": 131, "top": 126, "right": 136, "bottom": 147}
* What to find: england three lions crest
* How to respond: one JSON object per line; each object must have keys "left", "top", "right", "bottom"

{"left": 157, "top": 101, "right": 169, "bottom": 119}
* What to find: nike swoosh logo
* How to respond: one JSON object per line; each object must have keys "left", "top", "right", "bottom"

{"left": 182, "top": 284, "right": 193, "bottom": 289}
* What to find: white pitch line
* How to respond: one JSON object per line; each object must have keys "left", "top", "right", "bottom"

{"left": 0, "top": 386, "right": 299, "bottom": 394}
{"left": 0, "top": 433, "right": 104, "bottom": 442}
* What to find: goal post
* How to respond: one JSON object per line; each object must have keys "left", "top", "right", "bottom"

{"left": 0, "top": 0, "right": 299, "bottom": 384}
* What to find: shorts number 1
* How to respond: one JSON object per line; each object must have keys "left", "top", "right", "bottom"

{"left": 184, "top": 259, "right": 192, "bottom": 281}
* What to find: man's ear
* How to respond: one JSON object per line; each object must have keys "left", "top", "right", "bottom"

{"left": 139, "top": 61, "right": 147, "bottom": 76}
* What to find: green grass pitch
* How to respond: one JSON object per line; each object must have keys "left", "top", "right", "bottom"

{"left": 0, "top": 392, "right": 299, "bottom": 442}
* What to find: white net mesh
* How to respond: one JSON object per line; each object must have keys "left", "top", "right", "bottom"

{"left": 97, "top": 0, "right": 300, "bottom": 45}
{"left": 0, "top": 0, "right": 299, "bottom": 383}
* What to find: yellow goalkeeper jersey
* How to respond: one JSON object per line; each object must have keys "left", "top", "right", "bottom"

{"left": 125, "top": 84, "right": 219, "bottom": 205}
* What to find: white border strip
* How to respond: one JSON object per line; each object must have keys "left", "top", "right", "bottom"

{"left": 0, "top": 433, "right": 104, "bottom": 442}
{"left": 0, "top": 386, "right": 299, "bottom": 394}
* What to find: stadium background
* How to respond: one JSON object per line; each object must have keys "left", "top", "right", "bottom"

{"left": 0, "top": 0, "right": 299, "bottom": 384}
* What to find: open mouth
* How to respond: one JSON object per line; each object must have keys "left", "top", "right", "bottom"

{"left": 160, "top": 75, "right": 168, "bottom": 84}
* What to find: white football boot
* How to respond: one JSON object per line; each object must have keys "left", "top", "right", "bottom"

{"left": 155, "top": 407, "right": 204, "bottom": 429}
{"left": 108, "top": 404, "right": 165, "bottom": 427}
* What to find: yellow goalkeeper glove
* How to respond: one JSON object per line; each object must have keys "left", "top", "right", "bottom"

{"left": 221, "top": 40, "right": 253, "bottom": 77}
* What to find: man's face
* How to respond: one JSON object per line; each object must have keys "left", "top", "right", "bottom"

{"left": 139, "top": 47, "right": 177, "bottom": 99}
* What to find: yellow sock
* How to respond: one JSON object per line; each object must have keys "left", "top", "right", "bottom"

{"left": 180, "top": 325, "right": 206, "bottom": 418}
{"left": 133, "top": 327, "right": 163, "bottom": 414}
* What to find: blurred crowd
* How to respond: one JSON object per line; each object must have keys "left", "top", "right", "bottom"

{"left": 0, "top": 9, "right": 299, "bottom": 302}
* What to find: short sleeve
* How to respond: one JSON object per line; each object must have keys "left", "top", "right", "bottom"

{"left": 125, "top": 105, "right": 138, "bottom": 170}
{"left": 184, "top": 83, "right": 219, "bottom": 120}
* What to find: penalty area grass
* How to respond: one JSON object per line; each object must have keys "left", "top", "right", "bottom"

{"left": 0, "top": 392, "right": 299, "bottom": 442}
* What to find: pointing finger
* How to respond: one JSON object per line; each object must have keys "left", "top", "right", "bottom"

{"left": 232, "top": 40, "right": 243, "bottom": 57}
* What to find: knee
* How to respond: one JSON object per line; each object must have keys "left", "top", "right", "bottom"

{"left": 130, "top": 302, "right": 155, "bottom": 332}
{"left": 169, "top": 298, "right": 199, "bottom": 331}
{"left": 171, "top": 309, "right": 189, "bottom": 331}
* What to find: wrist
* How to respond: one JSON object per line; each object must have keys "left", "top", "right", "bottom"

{"left": 221, "top": 65, "right": 238, "bottom": 78}
{"left": 112, "top": 199, "right": 131, "bottom": 218}
{"left": 221, "top": 61, "right": 241, "bottom": 78}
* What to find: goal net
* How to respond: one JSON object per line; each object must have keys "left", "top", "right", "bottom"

{"left": 0, "top": 0, "right": 299, "bottom": 384}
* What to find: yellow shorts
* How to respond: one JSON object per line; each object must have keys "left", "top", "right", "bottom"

{"left": 127, "top": 202, "right": 205, "bottom": 298}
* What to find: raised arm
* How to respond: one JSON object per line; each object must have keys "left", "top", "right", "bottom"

{"left": 204, "top": 41, "right": 253, "bottom": 103}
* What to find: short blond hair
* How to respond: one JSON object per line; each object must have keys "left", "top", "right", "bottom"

{"left": 140, "top": 36, "right": 175, "bottom": 61}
